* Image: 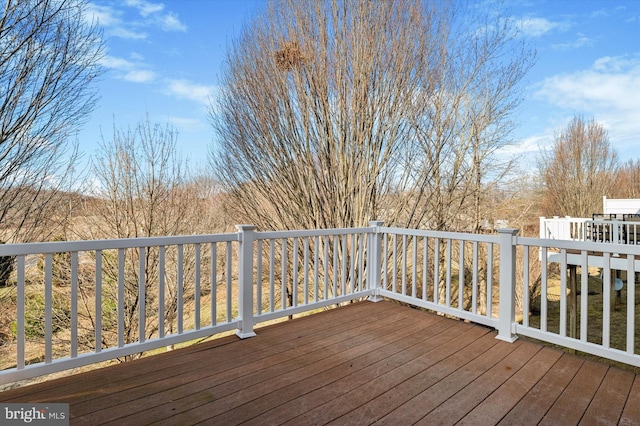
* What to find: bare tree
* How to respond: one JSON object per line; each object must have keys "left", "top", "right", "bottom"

{"left": 0, "top": 0, "right": 104, "bottom": 243}
{"left": 88, "top": 120, "right": 194, "bottom": 240}
{"left": 210, "top": 0, "right": 533, "bottom": 233}
{"left": 409, "top": 3, "right": 532, "bottom": 231}
{"left": 81, "top": 119, "right": 209, "bottom": 356}
{"left": 538, "top": 116, "right": 619, "bottom": 217}
{"left": 613, "top": 159, "right": 640, "bottom": 198}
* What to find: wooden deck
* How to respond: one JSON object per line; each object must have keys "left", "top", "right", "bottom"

{"left": 1, "top": 301, "right": 639, "bottom": 425}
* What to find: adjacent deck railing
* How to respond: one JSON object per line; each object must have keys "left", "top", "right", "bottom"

{"left": 1, "top": 222, "right": 639, "bottom": 385}
{"left": 540, "top": 216, "right": 640, "bottom": 244}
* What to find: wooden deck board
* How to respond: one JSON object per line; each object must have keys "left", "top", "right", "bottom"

{"left": 209, "top": 309, "right": 449, "bottom": 425}
{"left": 315, "top": 324, "right": 497, "bottom": 425}
{"left": 83, "top": 302, "right": 408, "bottom": 424}
{"left": 455, "top": 346, "right": 564, "bottom": 425}
{"left": 539, "top": 359, "right": 609, "bottom": 425}
{"left": 414, "top": 340, "right": 541, "bottom": 425}
{"left": 581, "top": 367, "right": 636, "bottom": 424}
{"left": 497, "top": 353, "right": 586, "bottom": 426}
{"left": 115, "top": 306, "right": 430, "bottom": 425}
{"left": 343, "top": 332, "right": 511, "bottom": 425}
{"left": 241, "top": 313, "right": 466, "bottom": 425}
{"left": 620, "top": 375, "right": 640, "bottom": 425}
{"left": 1, "top": 300, "right": 639, "bottom": 425}
{"left": 284, "top": 324, "right": 493, "bottom": 425}
{"left": 3, "top": 301, "right": 377, "bottom": 398}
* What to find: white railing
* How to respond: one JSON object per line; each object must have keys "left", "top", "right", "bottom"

{"left": 374, "top": 227, "right": 500, "bottom": 330}
{"left": 541, "top": 216, "right": 640, "bottom": 244}
{"left": 0, "top": 226, "right": 376, "bottom": 384}
{"left": 515, "top": 236, "right": 640, "bottom": 367}
{"left": 0, "top": 233, "right": 242, "bottom": 384}
{"left": 248, "top": 226, "right": 375, "bottom": 330}
{"left": 1, "top": 222, "right": 639, "bottom": 385}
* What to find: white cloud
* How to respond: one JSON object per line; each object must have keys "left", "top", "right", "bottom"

{"left": 166, "top": 116, "right": 207, "bottom": 130}
{"left": 123, "top": 0, "right": 187, "bottom": 32}
{"left": 591, "top": 5, "right": 627, "bottom": 19}
{"left": 129, "top": 52, "right": 145, "bottom": 61}
{"left": 535, "top": 55, "right": 640, "bottom": 112}
{"left": 552, "top": 33, "right": 592, "bottom": 50}
{"left": 101, "top": 55, "right": 155, "bottom": 83}
{"left": 87, "top": 2, "right": 147, "bottom": 39}
{"left": 110, "top": 27, "right": 148, "bottom": 40}
{"left": 159, "top": 12, "right": 187, "bottom": 32}
{"left": 100, "top": 55, "right": 134, "bottom": 69}
{"left": 499, "top": 133, "right": 550, "bottom": 155}
{"left": 124, "top": 0, "right": 164, "bottom": 17}
{"left": 124, "top": 70, "right": 156, "bottom": 83}
{"left": 594, "top": 55, "right": 639, "bottom": 73}
{"left": 164, "top": 79, "right": 216, "bottom": 105}
{"left": 86, "top": 3, "right": 121, "bottom": 26}
{"left": 534, "top": 55, "right": 640, "bottom": 155}
{"left": 87, "top": 1, "right": 186, "bottom": 39}
{"left": 515, "top": 17, "right": 568, "bottom": 37}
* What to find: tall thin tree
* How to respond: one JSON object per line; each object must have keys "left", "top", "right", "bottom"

{"left": 0, "top": 0, "right": 104, "bottom": 242}
{"left": 83, "top": 119, "right": 203, "bottom": 356}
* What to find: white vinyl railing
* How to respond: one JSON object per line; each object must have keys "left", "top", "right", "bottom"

{"left": 1, "top": 222, "right": 639, "bottom": 385}
{"left": 0, "top": 233, "right": 242, "bottom": 384}
{"left": 244, "top": 225, "right": 375, "bottom": 333}
{"left": 375, "top": 227, "right": 500, "bottom": 330}
{"left": 515, "top": 235, "right": 640, "bottom": 367}
{"left": 541, "top": 216, "right": 640, "bottom": 244}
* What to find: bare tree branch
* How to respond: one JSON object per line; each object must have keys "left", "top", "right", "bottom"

{"left": 0, "top": 0, "right": 104, "bottom": 242}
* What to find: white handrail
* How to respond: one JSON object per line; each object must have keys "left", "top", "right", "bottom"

{"left": 1, "top": 222, "right": 639, "bottom": 385}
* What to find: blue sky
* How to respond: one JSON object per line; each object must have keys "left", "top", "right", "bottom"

{"left": 81, "top": 0, "right": 640, "bottom": 170}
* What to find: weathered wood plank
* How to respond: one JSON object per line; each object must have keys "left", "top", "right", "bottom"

{"left": 497, "top": 352, "right": 585, "bottom": 425}
{"left": 97, "top": 305, "right": 429, "bottom": 424}
{"left": 210, "top": 311, "right": 449, "bottom": 425}
{"left": 538, "top": 358, "right": 609, "bottom": 425}
{"left": 620, "top": 375, "right": 640, "bottom": 425}
{"left": 456, "top": 346, "right": 564, "bottom": 425}
{"left": 413, "top": 340, "right": 543, "bottom": 425}
{"left": 581, "top": 366, "right": 635, "bottom": 425}
{"left": 77, "top": 302, "right": 409, "bottom": 423}
{"left": 242, "top": 315, "right": 469, "bottom": 426}
{"left": 1, "top": 300, "right": 384, "bottom": 402}
{"left": 285, "top": 325, "right": 493, "bottom": 425}
{"left": 355, "top": 337, "right": 527, "bottom": 425}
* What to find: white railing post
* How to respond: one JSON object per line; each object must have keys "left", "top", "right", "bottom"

{"left": 612, "top": 219, "right": 620, "bottom": 244}
{"left": 497, "top": 228, "right": 519, "bottom": 342}
{"left": 368, "top": 220, "right": 385, "bottom": 302}
{"left": 565, "top": 216, "right": 573, "bottom": 239}
{"left": 236, "top": 225, "right": 257, "bottom": 338}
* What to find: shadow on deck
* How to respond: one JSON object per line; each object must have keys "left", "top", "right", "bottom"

{"left": 1, "top": 301, "right": 639, "bottom": 425}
